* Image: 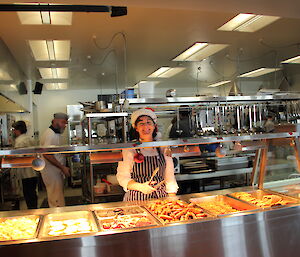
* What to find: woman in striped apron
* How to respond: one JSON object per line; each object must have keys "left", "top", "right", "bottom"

{"left": 117, "top": 108, "right": 178, "bottom": 201}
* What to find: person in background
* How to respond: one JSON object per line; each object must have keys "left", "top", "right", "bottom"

{"left": 117, "top": 108, "right": 178, "bottom": 201}
{"left": 40, "top": 113, "right": 70, "bottom": 208}
{"left": 12, "top": 121, "right": 38, "bottom": 209}
{"left": 264, "top": 114, "right": 275, "bottom": 133}
{"left": 169, "top": 108, "right": 192, "bottom": 138}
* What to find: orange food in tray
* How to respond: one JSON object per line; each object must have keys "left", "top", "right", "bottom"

{"left": 231, "top": 192, "right": 294, "bottom": 208}
{"left": 198, "top": 201, "right": 239, "bottom": 215}
{"left": 147, "top": 199, "right": 208, "bottom": 224}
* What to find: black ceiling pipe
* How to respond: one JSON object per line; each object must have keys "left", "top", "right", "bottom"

{"left": 0, "top": 4, "right": 127, "bottom": 17}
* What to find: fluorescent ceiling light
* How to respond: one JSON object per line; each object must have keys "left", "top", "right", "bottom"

{"left": 0, "top": 70, "right": 13, "bottom": 80}
{"left": 208, "top": 80, "right": 231, "bottom": 88}
{"left": 17, "top": 3, "right": 72, "bottom": 25}
{"left": 281, "top": 55, "right": 300, "bottom": 64}
{"left": 218, "top": 13, "right": 280, "bottom": 32}
{"left": 29, "top": 40, "right": 70, "bottom": 61}
{"left": 148, "top": 67, "right": 186, "bottom": 78}
{"left": 239, "top": 68, "right": 281, "bottom": 78}
{"left": 45, "top": 83, "right": 68, "bottom": 90}
{"left": 39, "top": 68, "right": 68, "bottom": 79}
{"left": 173, "top": 43, "right": 228, "bottom": 62}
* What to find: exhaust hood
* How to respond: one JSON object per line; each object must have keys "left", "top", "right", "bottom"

{"left": 0, "top": 93, "right": 28, "bottom": 113}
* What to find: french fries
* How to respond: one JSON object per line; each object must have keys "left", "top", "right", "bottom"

{"left": 147, "top": 200, "right": 208, "bottom": 224}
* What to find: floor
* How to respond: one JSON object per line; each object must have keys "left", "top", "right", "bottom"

{"left": 19, "top": 187, "right": 83, "bottom": 210}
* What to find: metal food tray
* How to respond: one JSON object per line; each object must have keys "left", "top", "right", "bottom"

{"left": 93, "top": 206, "right": 147, "bottom": 219}
{"left": 229, "top": 189, "right": 299, "bottom": 209}
{"left": 190, "top": 195, "right": 258, "bottom": 216}
{"left": 144, "top": 199, "right": 213, "bottom": 224}
{"left": 98, "top": 213, "right": 161, "bottom": 231}
{"left": 0, "top": 215, "right": 41, "bottom": 242}
{"left": 39, "top": 211, "right": 98, "bottom": 239}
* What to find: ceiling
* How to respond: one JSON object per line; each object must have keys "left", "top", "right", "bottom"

{"left": 0, "top": 0, "right": 299, "bottom": 93}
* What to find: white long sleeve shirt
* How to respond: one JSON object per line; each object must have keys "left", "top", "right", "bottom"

{"left": 117, "top": 147, "right": 179, "bottom": 194}
{"left": 14, "top": 134, "right": 37, "bottom": 179}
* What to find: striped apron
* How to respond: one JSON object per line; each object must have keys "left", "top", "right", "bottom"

{"left": 123, "top": 148, "right": 168, "bottom": 202}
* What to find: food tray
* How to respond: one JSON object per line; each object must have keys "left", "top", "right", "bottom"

{"left": 94, "top": 206, "right": 147, "bottom": 219}
{"left": 0, "top": 215, "right": 40, "bottom": 242}
{"left": 190, "top": 195, "right": 258, "bottom": 216}
{"left": 98, "top": 213, "right": 160, "bottom": 231}
{"left": 39, "top": 211, "right": 98, "bottom": 239}
{"left": 144, "top": 199, "right": 213, "bottom": 224}
{"left": 229, "top": 189, "right": 299, "bottom": 209}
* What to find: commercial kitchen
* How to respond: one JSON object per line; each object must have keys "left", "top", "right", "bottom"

{"left": 1, "top": 1, "right": 300, "bottom": 256}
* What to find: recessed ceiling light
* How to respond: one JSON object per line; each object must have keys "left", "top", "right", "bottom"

{"left": 17, "top": 3, "right": 72, "bottom": 25}
{"left": 39, "top": 68, "right": 68, "bottom": 79}
{"left": 239, "top": 68, "right": 281, "bottom": 78}
{"left": 208, "top": 80, "right": 231, "bottom": 87}
{"left": 173, "top": 43, "right": 228, "bottom": 62}
{"left": 29, "top": 40, "right": 70, "bottom": 61}
{"left": 218, "top": 13, "right": 280, "bottom": 32}
{"left": 45, "top": 82, "right": 68, "bottom": 90}
{"left": 148, "top": 67, "right": 186, "bottom": 78}
{"left": 281, "top": 55, "right": 300, "bottom": 64}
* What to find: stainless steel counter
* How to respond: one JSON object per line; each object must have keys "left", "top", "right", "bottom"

{"left": 1, "top": 187, "right": 300, "bottom": 257}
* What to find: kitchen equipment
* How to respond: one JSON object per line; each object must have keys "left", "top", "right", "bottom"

{"left": 95, "top": 101, "right": 107, "bottom": 111}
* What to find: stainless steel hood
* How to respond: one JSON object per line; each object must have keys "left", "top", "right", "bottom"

{"left": 0, "top": 93, "right": 27, "bottom": 113}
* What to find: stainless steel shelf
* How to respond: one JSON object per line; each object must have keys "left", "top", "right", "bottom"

{"left": 119, "top": 94, "right": 300, "bottom": 106}
{"left": 0, "top": 132, "right": 297, "bottom": 156}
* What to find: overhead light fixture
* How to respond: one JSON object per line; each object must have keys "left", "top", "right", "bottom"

{"left": 3, "top": 4, "right": 127, "bottom": 18}
{"left": 39, "top": 67, "right": 68, "bottom": 79}
{"left": 29, "top": 40, "right": 70, "bottom": 61}
{"left": 148, "top": 67, "right": 186, "bottom": 78}
{"left": 45, "top": 82, "right": 68, "bottom": 90}
{"left": 281, "top": 55, "right": 300, "bottom": 64}
{"left": 218, "top": 13, "right": 280, "bottom": 32}
{"left": 17, "top": 3, "right": 72, "bottom": 25}
{"left": 239, "top": 68, "right": 281, "bottom": 78}
{"left": 208, "top": 80, "right": 231, "bottom": 88}
{"left": 173, "top": 43, "right": 228, "bottom": 62}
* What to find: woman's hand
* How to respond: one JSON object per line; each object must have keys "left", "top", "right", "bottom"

{"left": 127, "top": 180, "right": 157, "bottom": 194}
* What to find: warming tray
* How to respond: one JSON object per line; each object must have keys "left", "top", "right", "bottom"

{"left": 39, "top": 211, "right": 98, "bottom": 239}
{"left": 93, "top": 206, "right": 147, "bottom": 219}
{"left": 144, "top": 199, "right": 213, "bottom": 224}
{"left": 97, "top": 213, "right": 160, "bottom": 231}
{"left": 190, "top": 195, "right": 258, "bottom": 216}
{"left": 229, "top": 189, "right": 299, "bottom": 209}
{"left": 0, "top": 215, "right": 40, "bottom": 242}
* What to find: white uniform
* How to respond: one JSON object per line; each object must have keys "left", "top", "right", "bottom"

{"left": 14, "top": 134, "right": 37, "bottom": 179}
{"left": 40, "top": 128, "right": 66, "bottom": 207}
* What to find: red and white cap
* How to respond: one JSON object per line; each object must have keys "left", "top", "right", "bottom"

{"left": 131, "top": 108, "right": 157, "bottom": 128}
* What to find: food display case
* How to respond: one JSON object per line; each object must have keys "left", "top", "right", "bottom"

{"left": 1, "top": 102, "right": 300, "bottom": 255}
{"left": 1, "top": 189, "right": 300, "bottom": 256}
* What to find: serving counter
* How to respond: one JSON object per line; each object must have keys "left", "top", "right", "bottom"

{"left": 1, "top": 186, "right": 300, "bottom": 257}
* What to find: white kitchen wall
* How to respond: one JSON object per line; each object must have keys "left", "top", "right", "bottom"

{"left": 32, "top": 88, "right": 115, "bottom": 144}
